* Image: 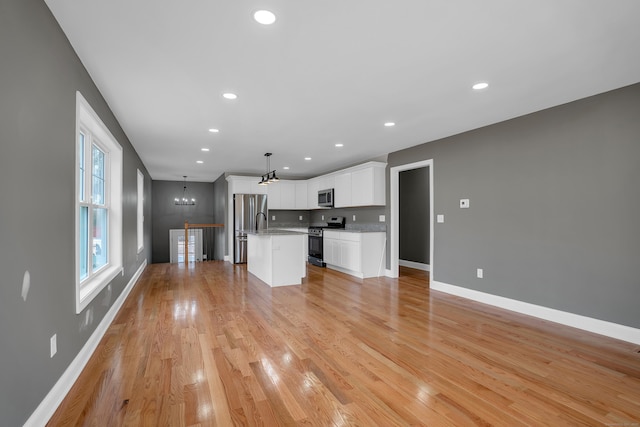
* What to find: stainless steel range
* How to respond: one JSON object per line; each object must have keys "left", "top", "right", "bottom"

{"left": 308, "top": 216, "right": 345, "bottom": 267}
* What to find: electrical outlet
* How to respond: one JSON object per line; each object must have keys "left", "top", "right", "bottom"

{"left": 352, "top": 215, "right": 356, "bottom": 221}
{"left": 299, "top": 215, "right": 303, "bottom": 221}
{"left": 272, "top": 215, "right": 276, "bottom": 221}
{"left": 379, "top": 215, "right": 385, "bottom": 222}
{"left": 321, "top": 215, "right": 324, "bottom": 221}
{"left": 437, "top": 214, "right": 444, "bottom": 223}
{"left": 50, "top": 334, "right": 57, "bottom": 358}
{"left": 477, "top": 268, "right": 484, "bottom": 279}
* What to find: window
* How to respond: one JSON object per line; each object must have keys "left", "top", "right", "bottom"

{"left": 137, "top": 169, "right": 144, "bottom": 253}
{"left": 76, "top": 92, "right": 123, "bottom": 313}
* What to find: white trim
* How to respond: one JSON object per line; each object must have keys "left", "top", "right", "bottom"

{"left": 431, "top": 280, "right": 640, "bottom": 345}
{"left": 75, "top": 91, "right": 123, "bottom": 313}
{"left": 25, "top": 260, "right": 147, "bottom": 427}
{"left": 136, "top": 169, "right": 144, "bottom": 253}
{"left": 399, "top": 260, "right": 430, "bottom": 271}
{"left": 326, "top": 263, "right": 364, "bottom": 279}
{"left": 390, "top": 160, "right": 434, "bottom": 279}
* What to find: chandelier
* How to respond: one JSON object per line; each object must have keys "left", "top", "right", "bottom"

{"left": 258, "top": 152, "right": 279, "bottom": 185}
{"left": 175, "top": 176, "right": 196, "bottom": 205}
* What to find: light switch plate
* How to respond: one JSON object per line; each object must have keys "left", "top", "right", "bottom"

{"left": 460, "top": 199, "right": 470, "bottom": 208}
{"left": 299, "top": 215, "right": 303, "bottom": 221}
{"left": 379, "top": 215, "right": 385, "bottom": 222}
{"left": 272, "top": 215, "right": 276, "bottom": 221}
{"left": 352, "top": 215, "right": 356, "bottom": 221}
{"left": 477, "top": 268, "right": 484, "bottom": 279}
{"left": 321, "top": 215, "right": 324, "bottom": 220}
{"left": 437, "top": 214, "right": 444, "bottom": 223}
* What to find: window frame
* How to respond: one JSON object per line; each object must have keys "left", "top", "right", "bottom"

{"left": 75, "top": 91, "right": 123, "bottom": 314}
{"left": 137, "top": 169, "right": 144, "bottom": 253}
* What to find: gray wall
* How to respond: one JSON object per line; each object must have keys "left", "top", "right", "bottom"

{"left": 269, "top": 210, "right": 311, "bottom": 228}
{"left": 268, "top": 206, "right": 386, "bottom": 230}
{"left": 310, "top": 206, "right": 386, "bottom": 229}
{"left": 0, "top": 0, "right": 152, "bottom": 424}
{"left": 213, "top": 174, "right": 228, "bottom": 260}
{"left": 399, "top": 167, "right": 430, "bottom": 264}
{"left": 386, "top": 83, "right": 640, "bottom": 329}
{"left": 151, "top": 180, "right": 216, "bottom": 263}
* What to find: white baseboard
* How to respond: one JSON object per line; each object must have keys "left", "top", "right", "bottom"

{"left": 25, "top": 260, "right": 147, "bottom": 427}
{"left": 431, "top": 280, "right": 640, "bottom": 345}
{"left": 326, "top": 263, "right": 364, "bottom": 279}
{"left": 399, "top": 259, "right": 430, "bottom": 271}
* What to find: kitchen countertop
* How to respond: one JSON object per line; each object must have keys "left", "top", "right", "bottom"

{"left": 244, "top": 229, "right": 308, "bottom": 236}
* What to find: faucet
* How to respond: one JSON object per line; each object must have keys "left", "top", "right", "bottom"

{"left": 256, "top": 212, "right": 267, "bottom": 231}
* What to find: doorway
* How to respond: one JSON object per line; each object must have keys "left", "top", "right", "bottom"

{"left": 390, "top": 160, "right": 433, "bottom": 278}
{"left": 169, "top": 229, "right": 203, "bottom": 263}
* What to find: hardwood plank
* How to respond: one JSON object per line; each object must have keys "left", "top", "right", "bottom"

{"left": 47, "top": 262, "right": 640, "bottom": 426}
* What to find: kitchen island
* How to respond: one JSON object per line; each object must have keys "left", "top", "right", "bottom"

{"left": 247, "top": 229, "right": 307, "bottom": 287}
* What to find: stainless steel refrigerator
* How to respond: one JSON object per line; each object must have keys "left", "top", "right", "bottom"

{"left": 233, "top": 193, "right": 268, "bottom": 263}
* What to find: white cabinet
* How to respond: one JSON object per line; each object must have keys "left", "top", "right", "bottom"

{"left": 227, "top": 175, "right": 267, "bottom": 195}
{"left": 280, "top": 182, "right": 296, "bottom": 208}
{"left": 295, "top": 182, "right": 308, "bottom": 209}
{"left": 323, "top": 231, "right": 385, "bottom": 278}
{"left": 268, "top": 180, "right": 304, "bottom": 210}
{"left": 267, "top": 183, "right": 282, "bottom": 209}
{"left": 317, "top": 175, "right": 335, "bottom": 192}
{"left": 314, "top": 162, "right": 386, "bottom": 209}
{"left": 323, "top": 230, "right": 340, "bottom": 265}
{"left": 280, "top": 228, "right": 308, "bottom": 259}
{"left": 247, "top": 233, "right": 306, "bottom": 287}
{"left": 334, "top": 172, "right": 351, "bottom": 208}
{"left": 351, "top": 163, "right": 385, "bottom": 206}
{"left": 307, "top": 178, "right": 320, "bottom": 209}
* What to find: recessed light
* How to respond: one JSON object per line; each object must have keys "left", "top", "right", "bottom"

{"left": 335, "top": 143, "right": 344, "bottom": 148}
{"left": 304, "top": 157, "right": 312, "bottom": 161}
{"left": 201, "top": 148, "right": 210, "bottom": 152}
{"left": 283, "top": 166, "right": 290, "bottom": 170}
{"left": 473, "top": 82, "right": 489, "bottom": 90}
{"left": 384, "top": 122, "right": 395, "bottom": 127}
{"left": 196, "top": 160, "right": 204, "bottom": 164}
{"left": 222, "top": 93, "right": 237, "bottom": 100}
{"left": 254, "top": 10, "right": 276, "bottom": 25}
{"left": 208, "top": 128, "right": 219, "bottom": 133}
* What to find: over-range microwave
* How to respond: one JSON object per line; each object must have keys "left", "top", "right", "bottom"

{"left": 318, "top": 188, "right": 334, "bottom": 207}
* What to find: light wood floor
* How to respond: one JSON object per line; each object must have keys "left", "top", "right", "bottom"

{"left": 48, "top": 262, "right": 640, "bottom": 426}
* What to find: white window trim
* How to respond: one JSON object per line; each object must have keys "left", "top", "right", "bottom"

{"left": 137, "top": 169, "right": 144, "bottom": 253}
{"left": 75, "top": 91, "right": 123, "bottom": 314}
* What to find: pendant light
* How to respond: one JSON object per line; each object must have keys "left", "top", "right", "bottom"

{"left": 175, "top": 176, "right": 196, "bottom": 205}
{"left": 258, "top": 153, "right": 279, "bottom": 185}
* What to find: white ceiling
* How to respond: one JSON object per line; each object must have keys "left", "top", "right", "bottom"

{"left": 44, "top": 0, "right": 640, "bottom": 182}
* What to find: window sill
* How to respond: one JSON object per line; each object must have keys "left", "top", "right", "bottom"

{"left": 77, "top": 264, "right": 123, "bottom": 313}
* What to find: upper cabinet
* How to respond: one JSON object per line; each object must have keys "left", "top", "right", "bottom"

{"left": 333, "top": 162, "right": 386, "bottom": 208}
{"left": 228, "top": 161, "right": 386, "bottom": 210}
{"left": 306, "top": 178, "right": 320, "bottom": 209}
{"left": 295, "top": 182, "right": 308, "bottom": 209}
{"left": 281, "top": 181, "right": 296, "bottom": 208}
{"left": 334, "top": 173, "right": 352, "bottom": 208}
{"left": 226, "top": 175, "right": 267, "bottom": 195}
{"left": 268, "top": 180, "right": 305, "bottom": 210}
{"left": 267, "top": 181, "right": 282, "bottom": 208}
{"left": 317, "top": 174, "right": 335, "bottom": 192}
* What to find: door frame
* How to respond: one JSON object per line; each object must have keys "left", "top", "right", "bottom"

{"left": 389, "top": 159, "right": 433, "bottom": 278}
{"left": 170, "top": 228, "right": 203, "bottom": 263}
